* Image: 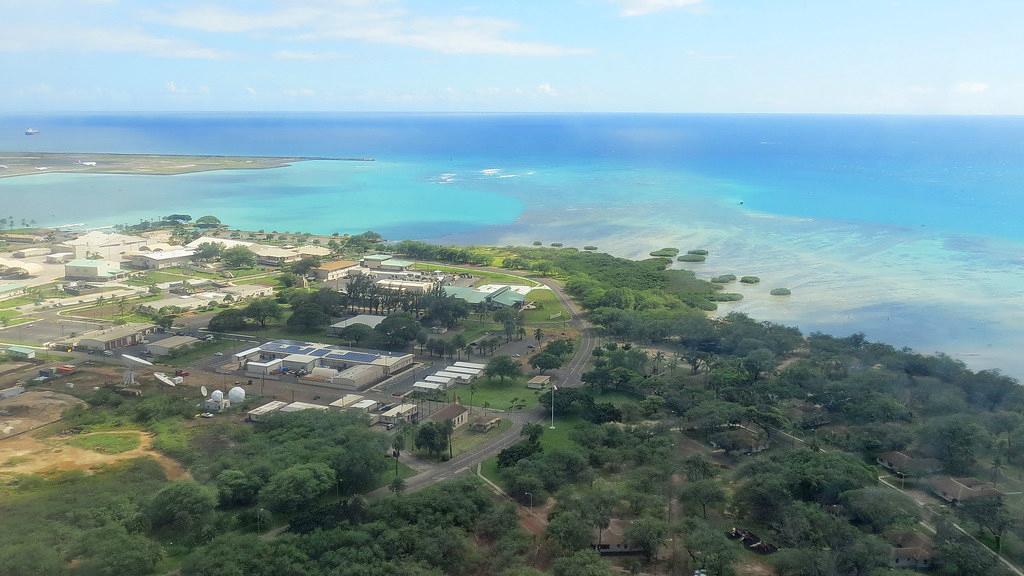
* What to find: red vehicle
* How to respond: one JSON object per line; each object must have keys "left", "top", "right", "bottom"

{"left": 174, "top": 369, "right": 190, "bottom": 377}
{"left": 56, "top": 365, "right": 76, "bottom": 374}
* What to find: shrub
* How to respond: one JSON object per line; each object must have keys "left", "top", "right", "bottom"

{"left": 583, "top": 246, "right": 598, "bottom": 251}
{"left": 770, "top": 288, "right": 792, "bottom": 296}
{"left": 550, "top": 243, "right": 564, "bottom": 247}
{"left": 740, "top": 276, "right": 760, "bottom": 284}
{"left": 532, "top": 241, "right": 542, "bottom": 246}
{"left": 677, "top": 254, "right": 706, "bottom": 262}
{"left": 711, "top": 274, "right": 737, "bottom": 283}
{"left": 709, "top": 292, "right": 743, "bottom": 302}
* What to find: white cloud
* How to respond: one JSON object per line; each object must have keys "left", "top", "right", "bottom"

{"left": 166, "top": 81, "right": 181, "bottom": 93}
{"left": 283, "top": 87, "right": 317, "bottom": 97}
{"left": 157, "top": 2, "right": 588, "bottom": 56}
{"left": 273, "top": 49, "right": 347, "bottom": 61}
{"left": 954, "top": 81, "right": 989, "bottom": 94}
{"left": 245, "top": 86, "right": 258, "bottom": 95}
{"left": 616, "top": 0, "right": 705, "bottom": 16}
{"left": 537, "top": 83, "right": 559, "bottom": 96}
{"left": 0, "top": 26, "right": 226, "bottom": 59}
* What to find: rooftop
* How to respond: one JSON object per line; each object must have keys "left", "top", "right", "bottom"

{"left": 77, "top": 322, "right": 155, "bottom": 342}
{"left": 136, "top": 249, "right": 195, "bottom": 261}
{"left": 249, "top": 244, "right": 299, "bottom": 258}
{"left": 317, "top": 259, "right": 358, "bottom": 271}
{"left": 363, "top": 254, "right": 393, "bottom": 262}
{"left": 381, "top": 259, "right": 414, "bottom": 267}
{"left": 151, "top": 335, "right": 199, "bottom": 349}
{"left": 382, "top": 403, "right": 419, "bottom": 416}
{"left": 248, "top": 400, "right": 288, "bottom": 415}
{"left": 297, "top": 245, "right": 332, "bottom": 256}
{"left": 65, "top": 230, "right": 146, "bottom": 247}
{"left": 4, "top": 345, "right": 36, "bottom": 355}
{"left": 258, "top": 339, "right": 413, "bottom": 367}
{"left": 331, "top": 314, "right": 387, "bottom": 329}
{"left": 429, "top": 403, "right": 469, "bottom": 423}
{"left": 185, "top": 236, "right": 253, "bottom": 249}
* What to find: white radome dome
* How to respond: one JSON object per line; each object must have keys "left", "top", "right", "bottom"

{"left": 228, "top": 386, "right": 246, "bottom": 403}
{"left": 210, "top": 390, "right": 224, "bottom": 401}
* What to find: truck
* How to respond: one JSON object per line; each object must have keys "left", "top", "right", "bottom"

{"left": 56, "top": 365, "right": 76, "bottom": 375}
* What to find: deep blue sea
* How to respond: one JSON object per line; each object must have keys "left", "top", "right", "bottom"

{"left": 0, "top": 113, "right": 1022, "bottom": 376}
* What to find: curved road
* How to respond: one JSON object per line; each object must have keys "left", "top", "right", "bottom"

{"left": 375, "top": 270, "right": 598, "bottom": 495}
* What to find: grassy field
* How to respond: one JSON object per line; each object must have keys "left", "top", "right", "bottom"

{"left": 65, "top": 432, "right": 141, "bottom": 454}
{"left": 520, "top": 289, "right": 570, "bottom": 324}
{"left": 478, "top": 415, "right": 586, "bottom": 488}
{"left": 412, "top": 263, "right": 539, "bottom": 287}
{"left": 464, "top": 377, "right": 542, "bottom": 411}
{"left": 160, "top": 338, "right": 243, "bottom": 367}
{"left": 232, "top": 274, "right": 282, "bottom": 286}
{"left": 451, "top": 417, "right": 512, "bottom": 457}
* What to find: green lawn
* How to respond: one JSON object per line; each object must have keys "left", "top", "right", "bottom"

{"left": 232, "top": 274, "right": 282, "bottom": 286}
{"left": 0, "top": 296, "right": 34, "bottom": 309}
{"left": 412, "top": 263, "right": 539, "bottom": 287}
{"left": 160, "top": 338, "right": 243, "bottom": 367}
{"left": 65, "top": 432, "right": 141, "bottom": 454}
{"left": 464, "top": 377, "right": 542, "bottom": 411}
{"left": 450, "top": 417, "right": 512, "bottom": 457}
{"left": 520, "top": 289, "right": 570, "bottom": 324}
{"left": 538, "top": 414, "right": 587, "bottom": 451}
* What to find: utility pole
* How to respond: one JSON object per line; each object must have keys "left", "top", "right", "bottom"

{"left": 550, "top": 384, "right": 557, "bottom": 430}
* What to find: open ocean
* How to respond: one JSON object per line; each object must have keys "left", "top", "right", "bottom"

{"left": 0, "top": 113, "right": 1022, "bottom": 376}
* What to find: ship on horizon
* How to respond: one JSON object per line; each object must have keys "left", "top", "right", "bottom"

{"left": 24, "top": 128, "right": 39, "bottom": 135}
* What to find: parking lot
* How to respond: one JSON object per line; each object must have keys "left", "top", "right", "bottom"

{"left": 2, "top": 317, "right": 106, "bottom": 347}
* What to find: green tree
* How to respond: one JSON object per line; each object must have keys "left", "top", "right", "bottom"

{"left": 286, "top": 302, "right": 329, "bottom": 331}
{"left": 624, "top": 516, "right": 668, "bottom": 561}
{"left": 243, "top": 298, "right": 282, "bottom": 328}
{"left": 75, "top": 526, "right": 163, "bottom": 576}
{"left": 216, "top": 469, "right": 262, "bottom": 507}
{"left": 685, "top": 521, "right": 737, "bottom": 576}
{"left": 209, "top": 308, "right": 249, "bottom": 331}
{"left": 374, "top": 313, "right": 421, "bottom": 349}
{"left": 193, "top": 241, "right": 223, "bottom": 261}
{"left": 546, "top": 511, "right": 592, "bottom": 555}
{"left": 222, "top": 245, "right": 256, "bottom": 268}
{"left": 531, "top": 352, "right": 564, "bottom": 373}
{"left": 552, "top": 549, "right": 613, "bottom": 576}
{"left": 0, "top": 543, "right": 68, "bottom": 576}
{"left": 840, "top": 487, "right": 921, "bottom": 533}
{"left": 678, "top": 479, "right": 725, "bottom": 519}
{"left": 260, "top": 463, "right": 336, "bottom": 514}
{"left": 145, "top": 480, "right": 217, "bottom": 537}
{"left": 486, "top": 355, "right": 522, "bottom": 384}
{"left": 195, "top": 215, "right": 222, "bottom": 228}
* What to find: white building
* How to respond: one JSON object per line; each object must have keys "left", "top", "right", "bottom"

{"left": 247, "top": 400, "right": 288, "bottom": 421}
{"left": 64, "top": 259, "right": 125, "bottom": 281}
{"left": 130, "top": 249, "right": 195, "bottom": 270}
{"left": 249, "top": 244, "right": 301, "bottom": 266}
{"left": 146, "top": 335, "right": 199, "bottom": 357}
{"left": 60, "top": 231, "right": 147, "bottom": 260}
{"left": 381, "top": 403, "right": 419, "bottom": 424}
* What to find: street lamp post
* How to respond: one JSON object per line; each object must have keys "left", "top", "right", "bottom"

{"left": 550, "top": 384, "right": 557, "bottom": 430}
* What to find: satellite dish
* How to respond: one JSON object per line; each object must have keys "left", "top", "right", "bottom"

{"left": 211, "top": 390, "right": 224, "bottom": 402}
{"left": 121, "top": 354, "right": 153, "bottom": 366}
{"left": 201, "top": 385, "right": 209, "bottom": 397}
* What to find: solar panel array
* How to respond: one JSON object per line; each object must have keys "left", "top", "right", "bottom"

{"left": 258, "top": 339, "right": 406, "bottom": 365}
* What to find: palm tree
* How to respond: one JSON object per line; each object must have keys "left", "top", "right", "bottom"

{"left": 534, "top": 328, "right": 544, "bottom": 342}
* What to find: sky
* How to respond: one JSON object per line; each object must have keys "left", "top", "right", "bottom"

{"left": 0, "top": 0, "right": 1020, "bottom": 114}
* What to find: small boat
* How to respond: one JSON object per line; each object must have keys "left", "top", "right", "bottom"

{"left": 24, "top": 128, "right": 39, "bottom": 135}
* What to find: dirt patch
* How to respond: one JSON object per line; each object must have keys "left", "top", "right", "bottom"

{"left": 0, "top": 390, "right": 85, "bottom": 436}
{"left": 517, "top": 496, "right": 554, "bottom": 536}
{"left": 736, "top": 558, "right": 777, "bottom": 576}
{"left": 0, "top": 429, "right": 189, "bottom": 480}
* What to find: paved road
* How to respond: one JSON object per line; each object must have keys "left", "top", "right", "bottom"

{"left": 373, "top": 272, "right": 597, "bottom": 494}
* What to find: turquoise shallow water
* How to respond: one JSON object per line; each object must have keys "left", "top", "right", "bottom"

{"left": 0, "top": 160, "right": 523, "bottom": 238}
{"left": 0, "top": 113, "right": 1022, "bottom": 377}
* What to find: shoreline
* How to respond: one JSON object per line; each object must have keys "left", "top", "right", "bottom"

{"left": 0, "top": 152, "right": 374, "bottom": 179}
